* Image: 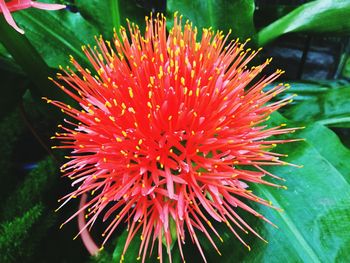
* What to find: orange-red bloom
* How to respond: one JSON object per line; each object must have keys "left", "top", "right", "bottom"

{"left": 47, "top": 13, "right": 300, "bottom": 262}
{"left": 0, "top": 0, "right": 65, "bottom": 34}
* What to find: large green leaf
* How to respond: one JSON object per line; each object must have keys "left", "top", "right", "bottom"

{"left": 284, "top": 87, "right": 350, "bottom": 127}
{"left": 76, "top": 0, "right": 155, "bottom": 38}
{"left": 201, "top": 119, "right": 350, "bottom": 262}
{"left": 258, "top": 0, "right": 350, "bottom": 46}
{"left": 167, "top": 0, "right": 255, "bottom": 40}
{"left": 12, "top": 7, "right": 98, "bottom": 68}
{"left": 75, "top": 0, "right": 121, "bottom": 39}
{"left": 0, "top": 17, "right": 59, "bottom": 100}
{"left": 0, "top": 5, "right": 98, "bottom": 114}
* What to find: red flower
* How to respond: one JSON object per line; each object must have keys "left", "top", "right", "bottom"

{"left": 0, "top": 0, "right": 65, "bottom": 34}
{"left": 46, "top": 13, "right": 301, "bottom": 263}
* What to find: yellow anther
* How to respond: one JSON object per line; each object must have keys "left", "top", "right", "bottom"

{"left": 181, "top": 77, "right": 185, "bottom": 86}
{"left": 196, "top": 87, "right": 200, "bottom": 97}
{"left": 183, "top": 87, "right": 188, "bottom": 95}
{"left": 128, "top": 87, "right": 134, "bottom": 98}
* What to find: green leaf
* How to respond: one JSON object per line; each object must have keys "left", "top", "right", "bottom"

{"left": 112, "top": 231, "right": 141, "bottom": 262}
{"left": 89, "top": 252, "right": 113, "bottom": 263}
{"left": 284, "top": 87, "right": 350, "bottom": 127}
{"left": 299, "top": 123, "right": 350, "bottom": 183}
{"left": 0, "top": 16, "right": 65, "bottom": 103}
{"left": 75, "top": 0, "right": 121, "bottom": 39}
{"left": 111, "top": 230, "right": 159, "bottom": 262}
{"left": 118, "top": 0, "right": 151, "bottom": 31}
{"left": 167, "top": 0, "right": 256, "bottom": 40}
{"left": 12, "top": 7, "right": 98, "bottom": 68}
{"left": 0, "top": 16, "right": 51, "bottom": 92}
{"left": 0, "top": 15, "right": 79, "bottom": 115}
{"left": 194, "top": 118, "right": 350, "bottom": 262}
{"left": 0, "top": 43, "right": 21, "bottom": 73}
{"left": 257, "top": 0, "right": 350, "bottom": 46}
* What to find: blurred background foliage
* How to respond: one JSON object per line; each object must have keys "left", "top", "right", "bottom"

{"left": 0, "top": 0, "right": 349, "bottom": 262}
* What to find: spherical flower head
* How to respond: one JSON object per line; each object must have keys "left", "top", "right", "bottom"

{"left": 0, "top": 0, "right": 66, "bottom": 34}
{"left": 47, "top": 13, "right": 301, "bottom": 263}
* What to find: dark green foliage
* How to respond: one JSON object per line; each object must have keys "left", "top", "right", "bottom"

{"left": 0, "top": 204, "right": 43, "bottom": 263}
{"left": 1, "top": 157, "right": 57, "bottom": 221}
{"left": 0, "top": 70, "right": 27, "bottom": 119}
{"left": 0, "top": 154, "right": 58, "bottom": 263}
{"left": 0, "top": 107, "right": 59, "bottom": 262}
{"left": 0, "top": 110, "right": 25, "bottom": 201}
